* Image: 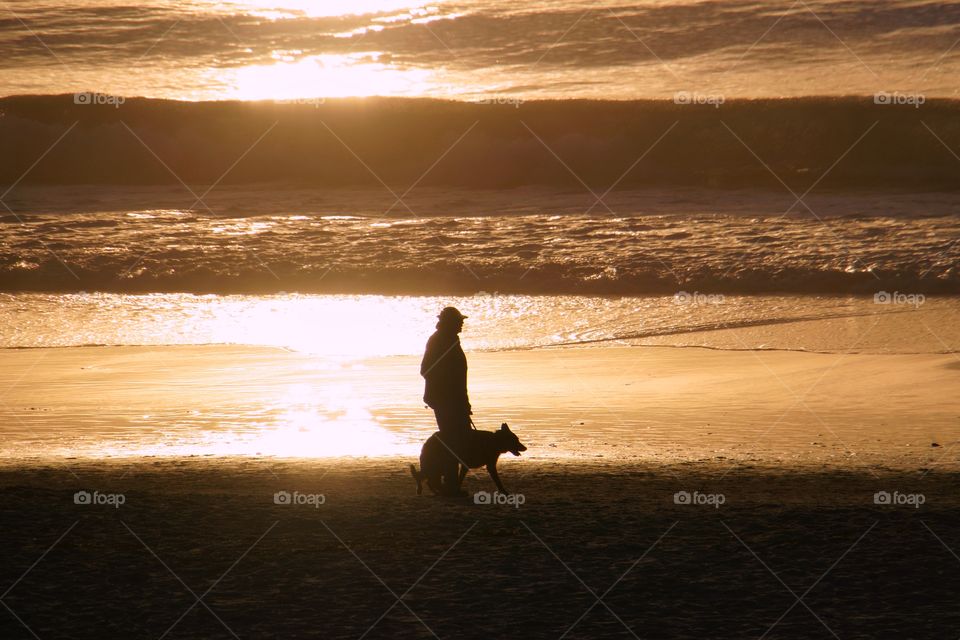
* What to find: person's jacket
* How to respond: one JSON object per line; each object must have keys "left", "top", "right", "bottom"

{"left": 420, "top": 329, "right": 470, "bottom": 411}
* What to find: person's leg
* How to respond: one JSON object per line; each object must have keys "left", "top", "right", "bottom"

{"left": 445, "top": 410, "right": 473, "bottom": 494}
{"left": 433, "top": 407, "right": 465, "bottom": 496}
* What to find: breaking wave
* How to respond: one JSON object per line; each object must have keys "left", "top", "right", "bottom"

{"left": 3, "top": 94, "right": 960, "bottom": 190}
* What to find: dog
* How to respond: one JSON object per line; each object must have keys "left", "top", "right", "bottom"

{"left": 410, "top": 423, "right": 526, "bottom": 496}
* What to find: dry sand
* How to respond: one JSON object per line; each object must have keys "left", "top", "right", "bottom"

{"left": 1, "top": 459, "right": 959, "bottom": 639}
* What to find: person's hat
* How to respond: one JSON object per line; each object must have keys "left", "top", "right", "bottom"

{"left": 437, "top": 306, "right": 467, "bottom": 322}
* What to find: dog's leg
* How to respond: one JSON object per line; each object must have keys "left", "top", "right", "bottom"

{"left": 409, "top": 464, "right": 423, "bottom": 495}
{"left": 458, "top": 464, "right": 468, "bottom": 488}
{"left": 486, "top": 463, "right": 508, "bottom": 494}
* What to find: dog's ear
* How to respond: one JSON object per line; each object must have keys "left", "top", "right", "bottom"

{"left": 500, "top": 423, "right": 510, "bottom": 432}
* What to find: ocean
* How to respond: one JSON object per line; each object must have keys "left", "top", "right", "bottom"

{"left": 3, "top": 0, "right": 959, "bottom": 303}
{"left": 3, "top": 0, "right": 960, "bottom": 100}
{"left": 2, "top": 96, "right": 959, "bottom": 297}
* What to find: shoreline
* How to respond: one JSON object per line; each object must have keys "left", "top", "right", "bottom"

{"left": 2, "top": 342, "right": 957, "bottom": 470}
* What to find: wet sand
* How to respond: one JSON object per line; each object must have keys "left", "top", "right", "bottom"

{"left": 1, "top": 343, "right": 958, "bottom": 468}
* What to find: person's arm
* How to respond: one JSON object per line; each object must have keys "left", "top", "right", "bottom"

{"left": 420, "top": 343, "right": 431, "bottom": 378}
{"left": 421, "top": 334, "right": 440, "bottom": 379}
{"left": 458, "top": 340, "right": 471, "bottom": 413}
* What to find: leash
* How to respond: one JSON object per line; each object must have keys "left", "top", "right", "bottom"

{"left": 469, "top": 417, "right": 478, "bottom": 430}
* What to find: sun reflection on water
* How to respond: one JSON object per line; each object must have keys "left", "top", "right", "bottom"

{"left": 198, "top": 0, "right": 460, "bottom": 100}
{"left": 111, "top": 382, "right": 419, "bottom": 458}
{"left": 201, "top": 296, "right": 436, "bottom": 358}
{"left": 205, "top": 383, "right": 416, "bottom": 457}
{"left": 216, "top": 0, "right": 441, "bottom": 20}
{"left": 219, "top": 53, "right": 436, "bottom": 100}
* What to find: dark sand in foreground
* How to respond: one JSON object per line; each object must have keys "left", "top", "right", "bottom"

{"left": 2, "top": 458, "right": 958, "bottom": 639}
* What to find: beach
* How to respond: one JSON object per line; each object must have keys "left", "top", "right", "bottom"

{"left": 4, "top": 0, "right": 960, "bottom": 635}
{"left": 3, "top": 460, "right": 959, "bottom": 638}
{"left": 3, "top": 327, "right": 959, "bottom": 467}
{"left": 3, "top": 316, "right": 959, "bottom": 637}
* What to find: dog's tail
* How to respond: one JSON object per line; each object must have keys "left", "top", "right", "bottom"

{"left": 409, "top": 464, "right": 423, "bottom": 495}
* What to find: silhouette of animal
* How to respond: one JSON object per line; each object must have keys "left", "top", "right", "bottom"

{"left": 410, "top": 423, "right": 526, "bottom": 495}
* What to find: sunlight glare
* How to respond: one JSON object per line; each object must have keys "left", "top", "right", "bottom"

{"left": 215, "top": 0, "right": 440, "bottom": 20}
{"left": 221, "top": 53, "right": 435, "bottom": 100}
{"left": 121, "top": 383, "right": 418, "bottom": 458}
{"left": 240, "top": 383, "right": 414, "bottom": 456}
{"left": 206, "top": 296, "right": 432, "bottom": 358}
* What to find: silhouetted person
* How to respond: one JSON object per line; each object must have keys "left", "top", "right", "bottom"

{"left": 420, "top": 306, "right": 471, "bottom": 496}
